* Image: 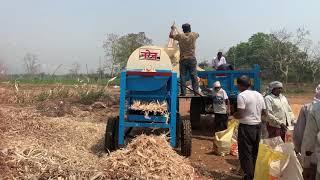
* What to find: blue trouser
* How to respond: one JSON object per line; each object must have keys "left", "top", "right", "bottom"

{"left": 179, "top": 59, "right": 199, "bottom": 95}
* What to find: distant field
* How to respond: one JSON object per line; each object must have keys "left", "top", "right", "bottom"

{"left": 1, "top": 74, "right": 120, "bottom": 86}
{"left": 1, "top": 74, "right": 318, "bottom": 96}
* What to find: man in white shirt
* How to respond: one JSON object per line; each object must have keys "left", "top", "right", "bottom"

{"left": 212, "top": 81, "right": 230, "bottom": 132}
{"left": 234, "top": 75, "right": 267, "bottom": 180}
{"left": 301, "top": 84, "right": 320, "bottom": 180}
{"left": 293, "top": 85, "right": 320, "bottom": 180}
{"left": 212, "top": 51, "right": 227, "bottom": 69}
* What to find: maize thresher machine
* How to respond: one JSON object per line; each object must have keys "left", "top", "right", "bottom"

{"left": 105, "top": 45, "right": 192, "bottom": 156}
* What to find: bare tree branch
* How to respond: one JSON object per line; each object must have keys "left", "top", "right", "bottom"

{"left": 69, "top": 62, "right": 81, "bottom": 76}
{"left": 0, "top": 59, "right": 8, "bottom": 80}
{"left": 23, "top": 53, "right": 40, "bottom": 75}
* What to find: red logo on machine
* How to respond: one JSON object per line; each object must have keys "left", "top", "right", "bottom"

{"left": 139, "top": 49, "right": 161, "bottom": 61}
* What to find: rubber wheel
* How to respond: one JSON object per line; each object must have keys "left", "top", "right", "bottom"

{"left": 190, "top": 97, "right": 201, "bottom": 130}
{"left": 176, "top": 113, "right": 181, "bottom": 148}
{"left": 180, "top": 119, "right": 192, "bottom": 157}
{"left": 104, "top": 116, "right": 119, "bottom": 152}
{"left": 113, "top": 117, "right": 119, "bottom": 149}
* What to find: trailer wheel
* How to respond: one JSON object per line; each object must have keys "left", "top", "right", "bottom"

{"left": 113, "top": 117, "right": 119, "bottom": 150}
{"left": 180, "top": 119, "right": 192, "bottom": 157}
{"left": 190, "top": 97, "right": 201, "bottom": 130}
{"left": 176, "top": 113, "right": 181, "bottom": 148}
{"left": 104, "top": 116, "right": 119, "bottom": 152}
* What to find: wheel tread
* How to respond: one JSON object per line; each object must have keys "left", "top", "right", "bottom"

{"left": 181, "top": 119, "right": 192, "bottom": 157}
{"left": 190, "top": 98, "right": 201, "bottom": 129}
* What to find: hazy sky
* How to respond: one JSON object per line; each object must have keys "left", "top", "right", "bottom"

{"left": 1, "top": 0, "right": 320, "bottom": 74}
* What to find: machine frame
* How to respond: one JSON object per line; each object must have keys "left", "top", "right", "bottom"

{"left": 105, "top": 70, "right": 192, "bottom": 156}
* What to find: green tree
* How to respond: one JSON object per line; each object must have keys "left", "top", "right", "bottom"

{"left": 103, "top": 32, "right": 152, "bottom": 75}
{"left": 269, "top": 28, "right": 310, "bottom": 85}
{"left": 198, "top": 61, "right": 211, "bottom": 70}
{"left": 226, "top": 28, "right": 313, "bottom": 85}
{"left": 309, "top": 42, "right": 320, "bottom": 83}
{"left": 103, "top": 33, "right": 119, "bottom": 77}
{"left": 226, "top": 33, "right": 277, "bottom": 79}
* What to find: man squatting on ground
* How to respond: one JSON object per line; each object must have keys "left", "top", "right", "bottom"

{"left": 169, "top": 23, "right": 199, "bottom": 96}
{"left": 233, "top": 75, "right": 267, "bottom": 180}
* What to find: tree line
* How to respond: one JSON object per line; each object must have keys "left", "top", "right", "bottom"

{"left": 103, "top": 28, "right": 320, "bottom": 85}
{"left": 2, "top": 28, "right": 319, "bottom": 85}
{"left": 225, "top": 28, "right": 320, "bottom": 84}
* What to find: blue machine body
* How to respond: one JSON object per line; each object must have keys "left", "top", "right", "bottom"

{"left": 117, "top": 65, "right": 260, "bottom": 147}
{"left": 118, "top": 70, "right": 178, "bottom": 147}
{"left": 197, "top": 65, "right": 261, "bottom": 99}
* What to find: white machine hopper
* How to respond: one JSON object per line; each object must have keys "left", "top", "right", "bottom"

{"left": 126, "top": 46, "right": 173, "bottom": 71}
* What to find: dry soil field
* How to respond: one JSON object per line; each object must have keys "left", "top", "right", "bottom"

{"left": 0, "top": 84, "right": 314, "bottom": 180}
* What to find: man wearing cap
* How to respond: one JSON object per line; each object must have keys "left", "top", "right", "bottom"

{"left": 234, "top": 75, "right": 267, "bottom": 180}
{"left": 212, "top": 51, "right": 227, "bottom": 70}
{"left": 301, "top": 84, "right": 320, "bottom": 180}
{"left": 294, "top": 84, "right": 320, "bottom": 179}
{"left": 264, "top": 81, "right": 295, "bottom": 141}
{"left": 212, "top": 81, "right": 230, "bottom": 132}
{"left": 169, "top": 23, "right": 200, "bottom": 96}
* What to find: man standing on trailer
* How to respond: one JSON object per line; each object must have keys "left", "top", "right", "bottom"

{"left": 169, "top": 23, "right": 199, "bottom": 96}
{"left": 234, "top": 75, "right": 267, "bottom": 180}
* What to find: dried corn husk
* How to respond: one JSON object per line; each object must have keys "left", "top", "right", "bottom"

{"left": 1, "top": 106, "right": 194, "bottom": 180}
{"left": 130, "top": 100, "right": 170, "bottom": 122}
{"left": 104, "top": 134, "right": 194, "bottom": 179}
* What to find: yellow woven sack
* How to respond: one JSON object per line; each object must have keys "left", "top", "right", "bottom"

{"left": 213, "top": 119, "right": 239, "bottom": 156}
{"left": 254, "top": 143, "right": 288, "bottom": 180}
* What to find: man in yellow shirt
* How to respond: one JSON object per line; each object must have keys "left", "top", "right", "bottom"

{"left": 169, "top": 23, "right": 199, "bottom": 96}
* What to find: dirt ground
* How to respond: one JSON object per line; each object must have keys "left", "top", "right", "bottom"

{"left": 179, "top": 94, "right": 313, "bottom": 180}
{"left": 0, "top": 84, "right": 314, "bottom": 179}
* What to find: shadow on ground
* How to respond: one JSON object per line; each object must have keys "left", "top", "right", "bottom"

{"left": 90, "top": 136, "right": 106, "bottom": 157}
{"left": 225, "top": 158, "right": 240, "bottom": 167}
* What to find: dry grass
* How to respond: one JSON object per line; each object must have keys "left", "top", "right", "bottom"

{"left": 0, "top": 105, "right": 194, "bottom": 180}
{"left": 0, "top": 84, "right": 118, "bottom": 107}
{"left": 0, "top": 106, "right": 106, "bottom": 179}
{"left": 36, "top": 100, "right": 73, "bottom": 117}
